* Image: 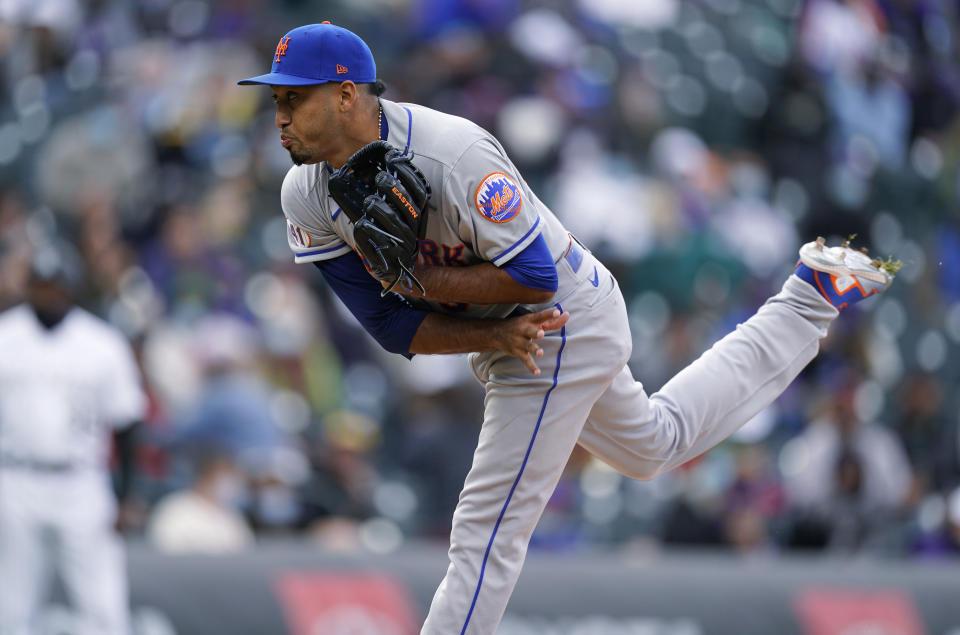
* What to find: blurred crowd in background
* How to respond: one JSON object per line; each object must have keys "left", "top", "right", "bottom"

{"left": 1, "top": 0, "right": 959, "bottom": 559}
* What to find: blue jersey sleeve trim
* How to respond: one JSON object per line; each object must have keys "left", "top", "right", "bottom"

{"left": 501, "top": 234, "right": 558, "bottom": 292}
{"left": 331, "top": 207, "right": 342, "bottom": 221}
{"left": 297, "top": 243, "right": 349, "bottom": 258}
{"left": 314, "top": 254, "right": 428, "bottom": 358}
{"left": 490, "top": 216, "right": 541, "bottom": 265}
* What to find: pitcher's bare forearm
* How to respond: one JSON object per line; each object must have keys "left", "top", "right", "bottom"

{"left": 396, "top": 263, "right": 554, "bottom": 305}
{"left": 408, "top": 314, "right": 499, "bottom": 354}
{"left": 409, "top": 308, "right": 569, "bottom": 375}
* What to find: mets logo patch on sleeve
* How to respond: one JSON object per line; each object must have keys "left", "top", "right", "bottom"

{"left": 475, "top": 172, "right": 522, "bottom": 223}
{"left": 287, "top": 219, "right": 312, "bottom": 248}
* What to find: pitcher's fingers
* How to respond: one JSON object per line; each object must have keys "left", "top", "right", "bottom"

{"left": 521, "top": 352, "right": 541, "bottom": 376}
{"left": 539, "top": 310, "right": 570, "bottom": 332}
{"left": 528, "top": 307, "right": 560, "bottom": 322}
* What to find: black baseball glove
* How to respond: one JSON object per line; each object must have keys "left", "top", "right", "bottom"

{"left": 328, "top": 140, "right": 431, "bottom": 296}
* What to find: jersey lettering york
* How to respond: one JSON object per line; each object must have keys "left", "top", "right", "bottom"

{"left": 419, "top": 240, "right": 467, "bottom": 267}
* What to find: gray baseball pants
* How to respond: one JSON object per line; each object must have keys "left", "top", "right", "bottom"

{"left": 422, "top": 243, "right": 837, "bottom": 635}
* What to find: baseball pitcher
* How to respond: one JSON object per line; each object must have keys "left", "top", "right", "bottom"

{"left": 239, "top": 23, "right": 895, "bottom": 635}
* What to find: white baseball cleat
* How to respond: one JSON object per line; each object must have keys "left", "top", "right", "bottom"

{"left": 794, "top": 237, "right": 895, "bottom": 309}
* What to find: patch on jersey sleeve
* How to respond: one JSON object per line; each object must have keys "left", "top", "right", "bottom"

{"left": 475, "top": 172, "right": 522, "bottom": 223}
{"left": 287, "top": 219, "right": 312, "bottom": 248}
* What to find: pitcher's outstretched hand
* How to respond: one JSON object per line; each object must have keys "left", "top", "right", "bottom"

{"left": 498, "top": 308, "right": 570, "bottom": 375}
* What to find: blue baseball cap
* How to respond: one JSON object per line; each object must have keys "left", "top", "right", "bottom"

{"left": 238, "top": 23, "right": 376, "bottom": 86}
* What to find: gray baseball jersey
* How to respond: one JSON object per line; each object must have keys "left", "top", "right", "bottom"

{"left": 279, "top": 99, "right": 840, "bottom": 634}
{"left": 281, "top": 99, "right": 569, "bottom": 319}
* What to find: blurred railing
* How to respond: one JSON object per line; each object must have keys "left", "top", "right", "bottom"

{"left": 38, "top": 541, "right": 960, "bottom": 635}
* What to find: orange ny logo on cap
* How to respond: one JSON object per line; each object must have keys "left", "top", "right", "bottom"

{"left": 274, "top": 37, "right": 291, "bottom": 62}
{"left": 336, "top": 64, "right": 348, "bottom": 74}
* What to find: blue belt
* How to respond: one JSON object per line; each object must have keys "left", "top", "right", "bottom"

{"left": 565, "top": 237, "right": 585, "bottom": 273}
{"left": 506, "top": 237, "right": 586, "bottom": 319}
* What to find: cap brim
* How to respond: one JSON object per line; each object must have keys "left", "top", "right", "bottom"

{"left": 237, "top": 72, "right": 333, "bottom": 86}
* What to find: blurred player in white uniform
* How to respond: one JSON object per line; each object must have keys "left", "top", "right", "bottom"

{"left": 0, "top": 246, "right": 146, "bottom": 635}
{"left": 239, "top": 23, "right": 895, "bottom": 634}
